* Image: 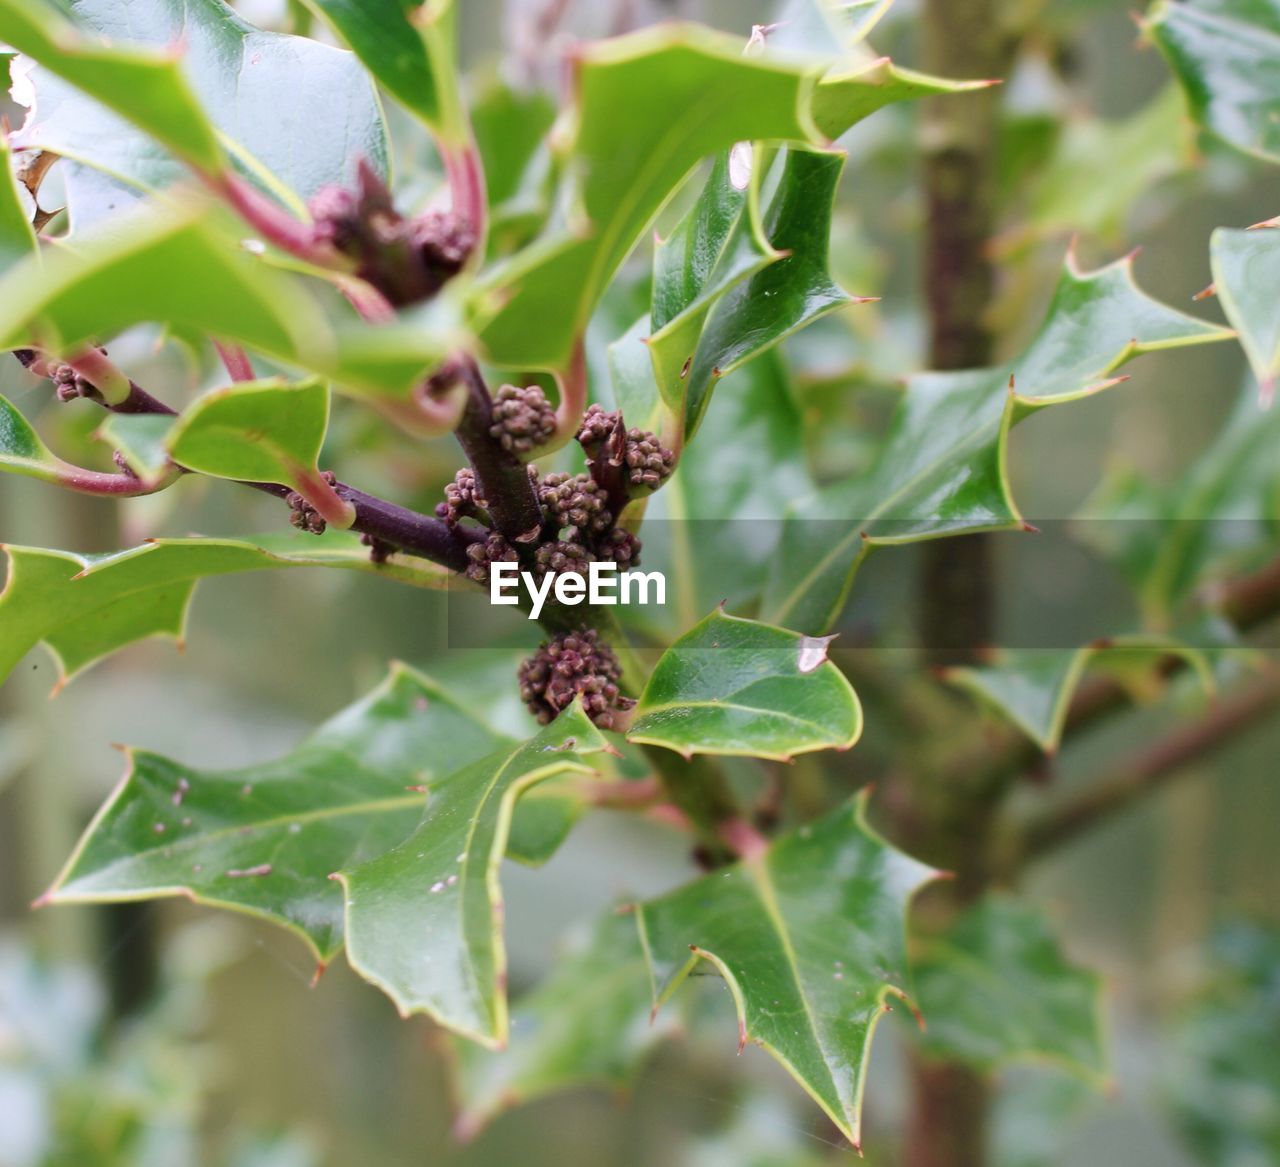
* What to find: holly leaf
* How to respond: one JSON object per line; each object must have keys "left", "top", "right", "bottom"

{"left": 646, "top": 148, "right": 780, "bottom": 417}
{"left": 1147, "top": 0, "right": 1280, "bottom": 163}
{"left": 304, "top": 0, "right": 464, "bottom": 150}
{"left": 679, "top": 147, "right": 859, "bottom": 437}
{"left": 0, "top": 393, "right": 71, "bottom": 487}
{"left": 0, "top": 202, "right": 462, "bottom": 401}
{"left": 336, "top": 705, "right": 609, "bottom": 1046}
{"left": 911, "top": 896, "right": 1109, "bottom": 1080}
{"left": 0, "top": 533, "right": 452, "bottom": 690}
{"left": 944, "top": 639, "right": 1218, "bottom": 752}
{"left": 41, "top": 664, "right": 505, "bottom": 964}
{"left": 634, "top": 794, "right": 940, "bottom": 1150}
{"left": 0, "top": 0, "right": 224, "bottom": 179}
{"left": 163, "top": 378, "right": 335, "bottom": 506}
{"left": 471, "top": 25, "right": 823, "bottom": 372}
{"left": 810, "top": 54, "right": 994, "bottom": 141}
{"left": 762, "top": 251, "right": 1234, "bottom": 633}
{"left": 453, "top": 907, "right": 677, "bottom": 1137}
{"left": 1211, "top": 223, "right": 1280, "bottom": 402}
{"left": 8, "top": 0, "right": 387, "bottom": 228}
{"left": 626, "top": 608, "right": 862, "bottom": 761}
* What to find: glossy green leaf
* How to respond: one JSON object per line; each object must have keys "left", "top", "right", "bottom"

{"left": 336, "top": 706, "right": 609, "bottom": 1046}
{"left": 1147, "top": 0, "right": 1280, "bottom": 162}
{"left": 454, "top": 908, "right": 676, "bottom": 1135}
{"left": 472, "top": 25, "right": 823, "bottom": 372}
{"left": 681, "top": 147, "right": 856, "bottom": 437}
{"left": 42, "top": 664, "right": 505, "bottom": 963}
{"left": 647, "top": 149, "right": 779, "bottom": 416}
{"left": 0, "top": 393, "right": 64, "bottom": 486}
{"left": 762, "top": 252, "right": 1234, "bottom": 633}
{"left": 945, "top": 639, "right": 1218, "bottom": 752}
{"left": 810, "top": 55, "right": 994, "bottom": 141}
{"left": 0, "top": 533, "right": 452, "bottom": 689}
{"left": 0, "top": 0, "right": 224, "bottom": 177}
{"left": 1164, "top": 920, "right": 1280, "bottom": 1166}
{"left": 634, "top": 795, "right": 940, "bottom": 1150}
{"left": 1081, "top": 383, "right": 1280, "bottom": 625}
{"left": 164, "top": 378, "right": 330, "bottom": 495}
{"left": 1211, "top": 224, "right": 1280, "bottom": 400}
{"left": 9, "top": 0, "right": 387, "bottom": 227}
{"left": 0, "top": 202, "right": 462, "bottom": 400}
{"left": 627, "top": 608, "right": 861, "bottom": 760}
{"left": 0, "top": 136, "right": 38, "bottom": 271}
{"left": 0, "top": 202, "right": 322, "bottom": 365}
{"left": 911, "top": 896, "right": 1108, "bottom": 1079}
{"left": 304, "top": 0, "right": 462, "bottom": 140}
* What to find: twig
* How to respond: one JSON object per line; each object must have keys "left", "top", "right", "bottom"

{"left": 13, "top": 351, "right": 480, "bottom": 574}
{"left": 1010, "top": 668, "right": 1280, "bottom": 870}
{"left": 450, "top": 355, "right": 544, "bottom": 543}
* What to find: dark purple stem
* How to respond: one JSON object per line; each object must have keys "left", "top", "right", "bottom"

{"left": 12, "top": 351, "right": 479, "bottom": 574}
{"left": 451, "top": 356, "right": 544, "bottom": 543}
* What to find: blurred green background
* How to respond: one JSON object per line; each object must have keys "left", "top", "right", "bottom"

{"left": 2, "top": 0, "right": 1278, "bottom": 1164}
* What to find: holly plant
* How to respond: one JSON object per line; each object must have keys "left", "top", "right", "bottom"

{"left": 1, "top": 0, "right": 1278, "bottom": 1162}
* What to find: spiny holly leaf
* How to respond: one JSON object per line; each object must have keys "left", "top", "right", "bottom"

{"left": 810, "top": 55, "right": 994, "bottom": 141}
{"left": 1163, "top": 920, "right": 1280, "bottom": 1166}
{"left": 1147, "top": 0, "right": 1280, "bottom": 163}
{"left": 681, "top": 147, "right": 858, "bottom": 438}
{"left": 1082, "top": 383, "right": 1280, "bottom": 624}
{"left": 762, "top": 251, "right": 1234, "bottom": 633}
{"left": 911, "top": 896, "right": 1109, "bottom": 1080}
{"left": 634, "top": 794, "right": 940, "bottom": 1150}
{"left": 0, "top": 534, "right": 452, "bottom": 690}
{"left": 8, "top": 0, "right": 386, "bottom": 229}
{"left": 472, "top": 24, "right": 824, "bottom": 372}
{"left": 41, "top": 665, "right": 505, "bottom": 964}
{"left": 1211, "top": 224, "right": 1280, "bottom": 402}
{"left": 0, "top": 201, "right": 323, "bottom": 367}
{"left": 0, "top": 202, "right": 463, "bottom": 400}
{"left": 336, "top": 706, "right": 609, "bottom": 1046}
{"left": 453, "top": 907, "right": 679, "bottom": 1137}
{"left": 305, "top": 0, "right": 464, "bottom": 144}
{"left": 0, "top": 135, "right": 38, "bottom": 271}
{"left": 646, "top": 148, "right": 780, "bottom": 417}
{"left": 0, "top": 0, "right": 223, "bottom": 179}
{"left": 766, "top": 1, "right": 992, "bottom": 139}
{"left": 627, "top": 608, "right": 861, "bottom": 761}
{"left": 944, "top": 639, "right": 1218, "bottom": 753}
